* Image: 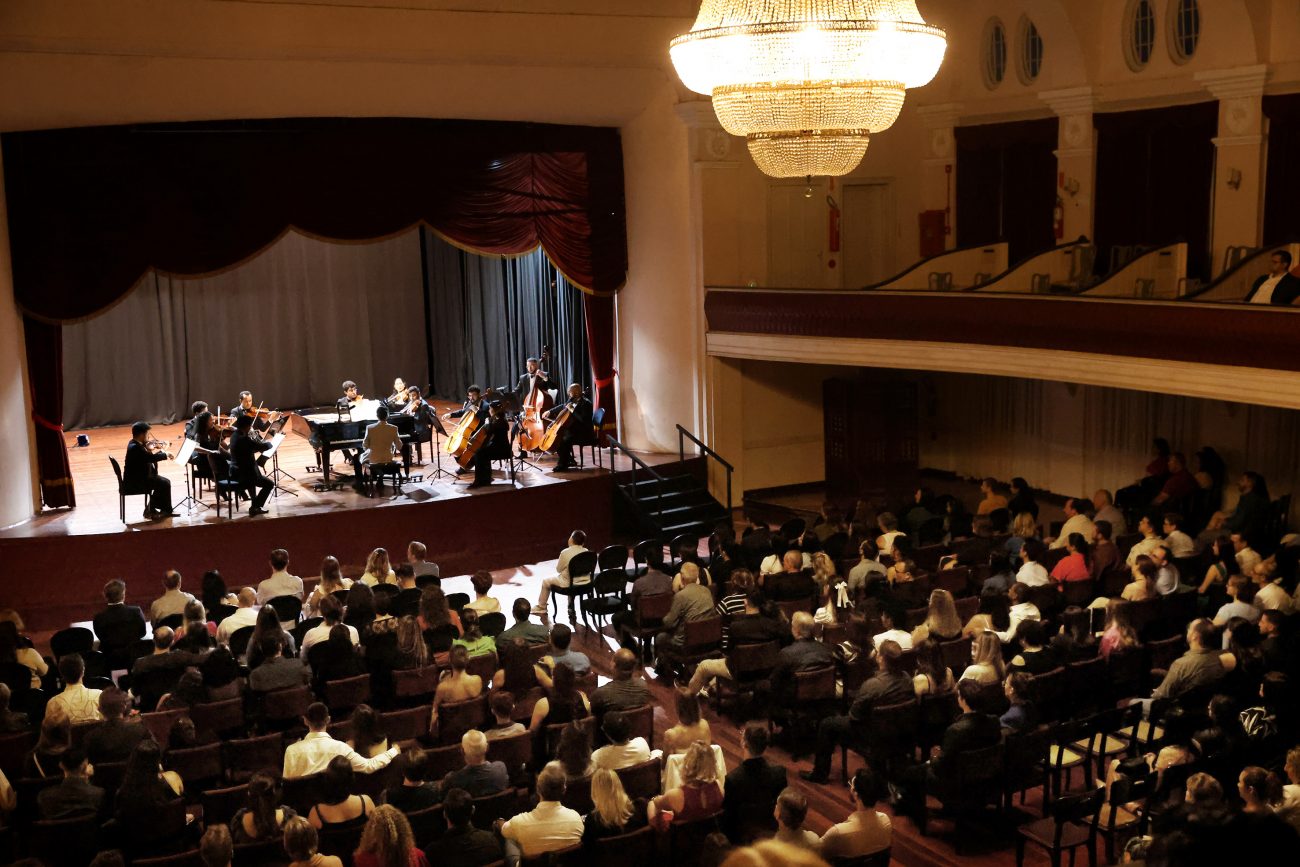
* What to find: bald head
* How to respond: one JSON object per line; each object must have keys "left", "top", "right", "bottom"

{"left": 783, "top": 550, "right": 802, "bottom": 572}
{"left": 237, "top": 587, "right": 257, "bottom": 608}
{"left": 462, "top": 729, "right": 487, "bottom": 764}
{"left": 613, "top": 648, "right": 637, "bottom": 680}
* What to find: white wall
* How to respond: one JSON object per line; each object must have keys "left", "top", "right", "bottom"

{"left": 0, "top": 141, "right": 38, "bottom": 524}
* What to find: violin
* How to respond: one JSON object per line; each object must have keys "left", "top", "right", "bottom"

{"left": 516, "top": 347, "right": 552, "bottom": 452}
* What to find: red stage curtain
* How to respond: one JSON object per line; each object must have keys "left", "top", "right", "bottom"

{"left": 582, "top": 294, "right": 617, "bottom": 441}
{"left": 22, "top": 315, "right": 75, "bottom": 509}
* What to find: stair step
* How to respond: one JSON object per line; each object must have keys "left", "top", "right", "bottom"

{"left": 622, "top": 474, "right": 699, "bottom": 493}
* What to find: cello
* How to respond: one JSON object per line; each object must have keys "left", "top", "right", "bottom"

{"left": 539, "top": 395, "right": 577, "bottom": 452}
{"left": 516, "top": 347, "right": 553, "bottom": 452}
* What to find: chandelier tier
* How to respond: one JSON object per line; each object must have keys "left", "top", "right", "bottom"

{"left": 671, "top": 1, "right": 947, "bottom": 178}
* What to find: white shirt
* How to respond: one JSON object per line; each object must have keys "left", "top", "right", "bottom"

{"left": 1237, "top": 547, "right": 1262, "bottom": 576}
{"left": 1094, "top": 505, "right": 1126, "bottom": 537}
{"left": 216, "top": 606, "right": 260, "bottom": 645}
{"left": 1050, "top": 514, "right": 1096, "bottom": 549}
{"left": 1254, "top": 582, "right": 1294, "bottom": 614}
{"left": 282, "top": 730, "right": 398, "bottom": 778}
{"left": 1016, "top": 562, "right": 1050, "bottom": 587}
{"left": 1126, "top": 535, "right": 1165, "bottom": 566}
{"left": 871, "top": 628, "right": 913, "bottom": 651}
{"left": 994, "top": 602, "right": 1041, "bottom": 644}
{"left": 46, "top": 683, "right": 103, "bottom": 725}
{"left": 556, "top": 544, "right": 590, "bottom": 583}
{"left": 1252, "top": 273, "right": 1285, "bottom": 305}
{"left": 500, "top": 801, "right": 584, "bottom": 856}
{"left": 591, "top": 737, "right": 652, "bottom": 771}
{"left": 299, "top": 621, "right": 360, "bottom": 654}
{"left": 257, "top": 570, "right": 305, "bottom": 604}
{"left": 1163, "top": 531, "right": 1194, "bottom": 559}
{"left": 877, "top": 531, "right": 905, "bottom": 552}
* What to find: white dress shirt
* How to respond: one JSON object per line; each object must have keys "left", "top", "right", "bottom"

{"left": 1251, "top": 273, "right": 1285, "bottom": 305}
{"left": 555, "top": 544, "right": 591, "bottom": 584}
{"left": 1126, "top": 535, "right": 1165, "bottom": 565}
{"left": 1050, "top": 514, "right": 1096, "bottom": 549}
{"left": 500, "top": 801, "right": 584, "bottom": 856}
{"left": 282, "top": 730, "right": 398, "bottom": 778}
{"left": 46, "top": 683, "right": 103, "bottom": 724}
{"left": 994, "top": 602, "right": 1042, "bottom": 644}
{"left": 1236, "top": 547, "right": 1262, "bottom": 576}
{"left": 216, "top": 606, "right": 261, "bottom": 645}
{"left": 591, "top": 737, "right": 652, "bottom": 771}
{"left": 257, "top": 571, "right": 305, "bottom": 604}
{"left": 1254, "top": 581, "right": 1294, "bottom": 614}
{"left": 1016, "top": 562, "right": 1050, "bottom": 587}
{"left": 299, "top": 621, "right": 360, "bottom": 654}
{"left": 871, "top": 628, "right": 914, "bottom": 651}
{"left": 1164, "top": 531, "right": 1195, "bottom": 559}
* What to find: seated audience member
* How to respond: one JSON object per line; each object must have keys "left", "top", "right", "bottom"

{"left": 871, "top": 608, "right": 912, "bottom": 651}
{"left": 37, "top": 747, "right": 105, "bottom": 819}
{"left": 1100, "top": 599, "right": 1141, "bottom": 660}
{"left": 383, "top": 748, "right": 439, "bottom": 813}
{"left": 301, "top": 595, "right": 359, "bottom": 654}
{"left": 440, "top": 787, "right": 505, "bottom": 867}
{"left": 84, "top": 687, "right": 147, "bottom": 764}
{"left": 530, "top": 662, "right": 591, "bottom": 731}
{"left": 391, "top": 613, "right": 429, "bottom": 671}
{"left": 768, "top": 611, "right": 835, "bottom": 707}
{"left": 672, "top": 559, "right": 713, "bottom": 594}
{"left": 452, "top": 608, "right": 496, "bottom": 657}
{"left": 555, "top": 720, "right": 595, "bottom": 781}
{"left": 25, "top": 713, "right": 71, "bottom": 777}
{"left": 344, "top": 584, "right": 377, "bottom": 632}
{"left": 898, "top": 680, "right": 1001, "bottom": 817}
{"left": 911, "top": 589, "right": 963, "bottom": 645}
{"left": 535, "top": 623, "right": 591, "bottom": 688}
{"left": 284, "top": 815, "right": 344, "bottom": 867}
{"left": 846, "top": 540, "right": 887, "bottom": 595}
{"left": 612, "top": 547, "right": 674, "bottom": 647}
{"left": 283, "top": 702, "right": 400, "bottom": 778}
{"left": 494, "top": 638, "right": 540, "bottom": 696}
{"left": 886, "top": 539, "right": 917, "bottom": 586}
{"left": 1214, "top": 575, "right": 1262, "bottom": 626}
{"left": 875, "top": 512, "right": 905, "bottom": 553}
{"left": 0, "top": 683, "right": 29, "bottom": 732}
{"left": 393, "top": 564, "right": 423, "bottom": 615}
{"left": 249, "top": 634, "right": 310, "bottom": 692}
{"left": 1051, "top": 534, "right": 1092, "bottom": 584}
{"left": 1238, "top": 766, "right": 1285, "bottom": 815}
{"left": 820, "top": 768, "right": 892, "bottom": 860}
{"left": 999, "top": 672, "right": 1037, "bottom": 732}
{"left": 94, "top": 579, "right": 148, "bottom": 656}
{"left": 981, "top": 553, "right": 1017, "bottom": 596}
{"left": 432, "top": 646, "right": 483, "bottom": 729}
{"left": 1252, "top": 564, "right": 1294, "bottom": 614}
{"left": 248, "top": 605, "right": 298, "bottom": 668}
{"left": 1162, "top": 514, "right": 1195, "bottom": 560}
{"left": 114, "top": 740, "right": 185, "bottom": 853}
{"left": 258, "top": 548, "right": 305, "bottom": 604}
{"left": 1007, "top": 620, "right": 1059, "bottom": 674}
{"left": 129, "top": 625, "right": 188, "bottom": 685}
{"left": 463, "top": 570, "right": 501, "bottom": 614}
{"left": 440, "top": 729, "right": 508, "bottom": 798}
{"left": 977, "top": 477, "right": 1009, "bottom": 516}
{"left": 306, "top": 556, "right": 352, "bottom": 618}
{"left": 762, "top": 550, "right": 817, "bottom": 602}
{"left": 0, "top": 620, "right": 46, "bottom": 689}
{"left": 960, "top": 632, "right": 1007, "bottom": 686}
{"left": 307, "top": 755, "right": 375, "bottom": 830}
{"left": 976, "top": 582, "right": 1041, "bottom": 645}
{"left": 215, "top": 587, "right": 261, "bottom": 645}
{"left": 663, "top": 692, "right": 711, "bottom": 754}
{"left": 232, "top": 771, "right": 297, "bottom": 843}
{"left": 1090, "top": 520, "right": 1121, "bottom": 580}
{"left": 1125, "top": 516, "right": 1164, "bottom": 566}
{"left": 773, "top": 788, "right": 821, "bottom": 854}
{"left": 406, "top": 540, "right": 440, "bottom": 582}
{"left": 347, "top": 705, "right": 389, "bottom": 759}
{"left": 149, "top": 569, "right": 196, "bottom": 625}
{"left": 353, "top": 803, "right": 429, "bottom": 867}
{"left": 649, "top": 741, "right": 723, "bottom": 825}
{"left": 724, "top": 722, "right": 787, "bottom": 840}
{"left": 498, "top": 762, "right": 584, "bottom": 859}
{"left": 176, "top": 614, "right": 217, "bottom": 653}
{"left": 804, "top": 641, "right": 913, "bottom": 784}
{"left": 1016, "top": 539, "right": 1051, "bottom": 587}
{"left": 1092, "top": 490, "right": 1126, "bottom": 537}
{"left": 157, "top": 666, "right": 208, "bottom": 711}
{"left": 683, "top": 590, "right": 785, "bottom": 698}
{"left": 359, "top": 547, "right": 397, "bottom": 588}
{"left": 1199, "top": 535, "right": 1240, "bottom": 595}
{"left": 591, "top": 710, "right": 652, "bottom": 771}
{"left": 654, "top": 565, "right": 718, "bottom": 664}
{"left": 47, "top": 653, "right": 103, "bottom": 724}
{"left": 590, "top": 647, "right": 651, "bottom": 717}
{"left": 1152, "top": 452, "right": 1197, "bottom": 507}
{"left": 1121, "top": 556, "right": 1159, "bottom": 602}
{"left": 1152, "top": 620, "right": 1227, "bottom": 701}
{"left": 912, "top": 639, "right": 955, "bottom": 697}
{"left": 200, "top": 825, "right": 233, "bottom": 867}
{"left": 485, "top": 691, "right": 526, "bottom": 740}
{"left": 498, "top": 598, "right": 550, "bottom": 646}
{"left": 1004, "top": 512, "right": 1038, "bottom": 562}
{"left": 1150, "top": 545, "right": 1181, "bottom": 596}
{"left": 1049, "top": 498, "right": 1096, "bottom": 549}
{"left": 534, "top": 531, "right": 593, "bottom": 615}
{"left": 584, "top": 767, "right": 648, "bottom": 843}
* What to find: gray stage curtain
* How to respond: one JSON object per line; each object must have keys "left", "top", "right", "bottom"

{"left": 63, "top": 230, "right": 427, "bottom": 428}
{"left": 424, "top": 228, "right": 591, "bottom": 401}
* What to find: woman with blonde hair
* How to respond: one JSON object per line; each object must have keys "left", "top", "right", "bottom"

{"left": 283, "top": 815, "right": 343, "bottom": 867}
{"left": 911, "top": 589, "right": 962, "bottom": 644}
{"left": 810, "top": 552, "right": 837, "bottom": 591}
{"left": 360, "top": 548, "right": 396, "bottom": 587}
{"left": 649, "top": 741, "right": 722, "bottom": 827}
{"left": 671, "top": 560, "right": 712, "bottom": 593}
{"left": 959, "top": 632, "right": 1005, "bottom": 685}
{"left": 306, "top": 556, "right": 352, "bottom": 618}
{"left": 1100, "top": 599, "right": 1140, "bottom": 660}
{"left": 584, "top": 768, "right": 647, "bottom": 842}
{"left": 352, "top": 803, "right": 427, "bottom": 867}
{"left": 1005, "top": 512, "right": 1038, "bottom": 560}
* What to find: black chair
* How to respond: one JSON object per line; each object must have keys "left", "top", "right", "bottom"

{"left": 381, "top": 705, "right": 431, "bottom": 743}
{"left": 406, "top": 803, "right": 446, "bottom": 848}
{"left": 1096, "top": 772, "right": 1151, "bottom": 864}
{"left": 393, "top": 664, "right": 440, "bottom": 706}
{"left": 281, "top": 773, "right": 325, "bottom": 815}
{"left": 549, "top": 550, "right": 599, "bottom": 623}
{"left": 1016, "top": 787, "right": 1105, "bottom": 867}
{"left": 229, "top": 625, "right": 256, "bottom": 658}
{"left": 323, "top": 673, "right": 372, "bottom": 715}
{"left": 621, "top": 593, "right": 673, "bottom": 662}
{"left": 189, "top": 697, "right": 245, "bottom": 738}
{"left": 155, "top": 612, "right": 185, "bottom": 631}
{"left": 30, "top": 813, "right": 101, "bottom": 867}
{"left": 479, "top": 611, "right": 508, "bottom": 637}
{"left": 261, "top": 685, "right": 314, "bottom": 727}
{"left": 445, "top": 592, "right": 471, "bottom": 613}
{"left": 223, "top": 733, "right": 285, "bottom": 783}
{"left": 630, "top": 539, "right": 664, "bottom": 579}
{"left": 666, "top": 811, "right": 721, "bottom": 867}
{"left": 712, "top": 640, "right": 779, "bottom": 718}
{"left": 920, "top": 742, "right": 1005, "bottom": 851}
{"left": 201, "top": 783, "right": 250, "bottom": 827}
{"left": 1003, "top": 724, "right": 1052, "bottom": 814}
{"left": 613, "top": 755, "right": 662, "bottom": 801}
{"left": 166, "top": 741, "right": 224, "bottom": 791}
{"left": 231, "top": 837, "right": 288, "bottom": 867}
{"left": 266, "top": 595, "right": 303, "bottom": 624}
{"left": 843, "top": 698, "right": 918, "bottom": 782}
{"left": 470, "top": 787, "right": 522, "bottom": 824}
{"left": 580, "top": 568, "right": 629, "bottom": 630}
{"left": 109, "top": 455, "right": 151, "bottom": 521}
{"left": 436, "top": 694, "right": 489, "bottom": 745}
{"left": 50, "top": 626, "right": 95, "bottom": 660}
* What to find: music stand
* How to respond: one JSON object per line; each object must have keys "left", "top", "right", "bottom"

{"left": 264, "top": 417, "right": 295, "bottom": 486}
{"left": 424, "top": 411, "right": 451, "bottom": 482}
{"left": 172, "top": 438, "right": 209, "bottom": 514}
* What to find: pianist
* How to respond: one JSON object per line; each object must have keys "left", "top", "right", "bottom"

{"left": 353, "top": 405, "right": 403, "bottom": 484}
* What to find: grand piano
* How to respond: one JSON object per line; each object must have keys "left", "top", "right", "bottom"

{"left": 284, "top": 401, "right": 417, "bottom": 485}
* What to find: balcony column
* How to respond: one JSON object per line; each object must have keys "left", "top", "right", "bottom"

{"left": 1196, "top": 66, "right": 1268, "bottom": 277}
{"left": 914, "top": 103, "right": 961, "bottom": 252}
{"left": 1040, "top": 87, "right": 1097, "bottom": 245}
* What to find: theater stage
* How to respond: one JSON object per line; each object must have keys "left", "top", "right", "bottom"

{"left": 1, "top": 409, "right": 685, "bottom": 632}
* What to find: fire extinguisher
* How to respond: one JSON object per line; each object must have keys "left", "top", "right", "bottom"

{"left": 1053, "top": 195, "right": 1065, "bottom": 240}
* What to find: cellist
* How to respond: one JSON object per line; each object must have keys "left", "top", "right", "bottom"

{"left": 469, "top": 402, "right": 511, "bottom": 489}
{"left": 543, "top": 383, "right": 593, "bottom": 471}
{"left": 441, "top": 385, "right": 487, "bottom": 422}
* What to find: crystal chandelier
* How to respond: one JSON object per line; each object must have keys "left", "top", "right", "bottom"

{"left": 670, "top": 1, "right": 947, "bottom": 177}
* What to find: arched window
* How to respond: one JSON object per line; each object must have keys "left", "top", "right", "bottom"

{"left": 983, "top": 18, "right": 1007, "bottom": 89}
{"left": 1125, "top": 0, "right": 1157, "bottom": 72}
{"left": 1019, "top": 17, "right": 1044, "bottom": 83}
{"left": 1169, "top": 0, "right": 1200, "bottom": 62}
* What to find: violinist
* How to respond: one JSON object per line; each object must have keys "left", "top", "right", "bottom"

{"left": 188, "top": 409, "right": 230, "bottom": 481}
{"left": 233, "top": 391, "right": 256, "bottom": 418}
{"left": 229, "top": 414, "right": 274, "bottom": 516}
{"left": 183, "top": 401, "right": 208, "bottom": 440}
{"left": 544, "top": 384, "right": 594, "bottom": 472}
{"left": 387, "top": 377, "right": 410, "bottom": 413}
{"left": 339, "top": 380, "right": 363, "bottom": 410}
{"left": 442, "top": 385, "right": 487, "bottom": 422}
{"left": 403, "top": 386, "right": 437, "bottom": 448}
{"left": 470, "top": 402, "right": 511, "bottom": 489}
{"left": 123, "top": 421, "right": 176, "bottom": 518}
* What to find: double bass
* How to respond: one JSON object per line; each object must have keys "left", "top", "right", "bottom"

{"left": 516, "top": 347, "right": 553, "bottom": 452}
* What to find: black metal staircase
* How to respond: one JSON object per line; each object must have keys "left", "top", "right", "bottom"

{"left": 607, "top": 425, "right": 733, "bottom": 537}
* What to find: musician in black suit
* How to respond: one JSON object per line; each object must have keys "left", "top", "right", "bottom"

{"left": 339, "top": 380, "right": 363, "bottom": 410}
{"left": 403, "top": 386, "right": 438, "bottom": 448}
{"left": 123, "top": 421, "right": 175, "bottom": 517}
{"left": 442, "top": 386, "right": 487, "bottom": 422}
{"left": 229, "top": 414, "right": 273, "bottom": 515}
{"left": 542, "top": 383, "right": 595, "bottom": 472}
{"left": 182, "top": 401, "right": 208, "bottom": 440}
{"left": 514, "top": 358, "right": 550, "bottom": 406}
{"left": 470, "top": 402, "right": 512, "bottom": 488}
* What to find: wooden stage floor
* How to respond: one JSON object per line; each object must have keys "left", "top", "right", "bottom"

{"left": 4, "top": 400, "right": 673, "bottom": 540}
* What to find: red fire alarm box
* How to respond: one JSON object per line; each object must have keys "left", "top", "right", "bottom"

{"left": 919, "top": 210, "right": 946, "bottom": 258}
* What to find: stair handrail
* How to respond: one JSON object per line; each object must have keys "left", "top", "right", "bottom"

{"left": 606, "top": 435, "right": 667, "bottom": 512}
{"left": 676, "top": 424, "right": 733, "bottom": 516}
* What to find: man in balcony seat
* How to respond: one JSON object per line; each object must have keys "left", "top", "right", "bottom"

{"left": 1248, "top": 249, "right": 1300, "bottom": 305}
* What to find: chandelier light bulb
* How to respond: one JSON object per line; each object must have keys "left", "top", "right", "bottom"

{"left": 670, "top": 1, "right": 947, "bottom": 178}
